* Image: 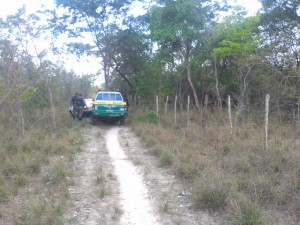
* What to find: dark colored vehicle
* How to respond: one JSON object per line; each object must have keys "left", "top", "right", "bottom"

{"left": 91, "top": 91, "right": 128, "bottom": 125}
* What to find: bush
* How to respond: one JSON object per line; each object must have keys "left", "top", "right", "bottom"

{"left": 193, "top": 180, "right": 228, "bottom": 210}
{"left": 137, "top": 110, "right": 159, "bottom": 124}
{"left": 230, "top": 200, "right": 262, "bottom": 225}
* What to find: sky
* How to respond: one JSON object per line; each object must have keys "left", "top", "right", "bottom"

{"left": 0, "top": 0, "right": 262, "bottom": 79}
{"left": 0, "top": 0, "right": 55, "bottom": 17}
{"left": 0, "top": 0, "right": 262, "bottom": 18}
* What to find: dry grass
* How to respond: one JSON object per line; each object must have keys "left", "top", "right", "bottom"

{"left": 0, "top": 108, "right": 85, "bottom": 224}
{"left": 130, "top": 108, "right": 300, "bottom": 224}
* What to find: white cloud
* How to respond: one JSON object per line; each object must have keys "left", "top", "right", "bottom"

{"left": 0, "top": 0, "right": 55, "bottom": 18}
{"left": 228, "top": 0, "right": 262, "bottom": 16}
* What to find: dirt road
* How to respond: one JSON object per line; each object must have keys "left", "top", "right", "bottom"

{"left": 64, "top": 126, "right": 219, "bottom": 225}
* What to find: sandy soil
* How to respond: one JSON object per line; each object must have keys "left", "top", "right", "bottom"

{"left": 64, "top": 125, "right": 220, "bottom": 225}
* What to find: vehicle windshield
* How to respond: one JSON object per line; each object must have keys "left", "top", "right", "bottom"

{"left": 96, "top": 93, "right": 122, "bottom": 101}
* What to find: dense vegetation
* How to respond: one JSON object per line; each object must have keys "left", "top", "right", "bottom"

{"left": 0, "top": 0, "right": 300, "bottom": 224}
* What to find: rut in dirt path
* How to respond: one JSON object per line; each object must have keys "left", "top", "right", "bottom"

{"left": 64, "top": 126, "right": 161, "bottom": 225}
{"left": 106, "top": 127, "right": 160, "bottom": 225}
{"left": 64, "top": 126, "right": 218, "bottom": 225}
{"left": 64, "top": 127, "right": 107, "bottom": 225}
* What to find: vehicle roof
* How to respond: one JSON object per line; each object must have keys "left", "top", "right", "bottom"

{"left": 96, "top": 91, "right": 122, "bottom": 94}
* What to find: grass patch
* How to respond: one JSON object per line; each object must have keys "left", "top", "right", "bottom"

{"left": 159, "top": 151, "right": 173, "bottom": 167}
{"left": 130, "top": 107, "right": 300, "bottom": 223}
{"left": 17, "top": 197, "right": 65, "bottom": 225}
{"left": 160, "top": 201, "right": 170, "bottom": 213}
{"left": 193, "top": 178, "right": 228, "bottom": 210}
{"left": 137, "top": 110, "right": 159, "bottom": 124}
{"left": 97, "top": 186, "right": 111, "bottom": 198}
{"left": 0, "top": 185, "right": 9, "bottom": 203}
{"left": 0, "top": 109, "right": 83, "bottom": 223}
{"left": 229, "top": 199, "right": 262, "bottom": 225}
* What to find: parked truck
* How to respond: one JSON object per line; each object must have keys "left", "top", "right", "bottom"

{"left": 91, "top": 91, "right": 128, "bottom": 125}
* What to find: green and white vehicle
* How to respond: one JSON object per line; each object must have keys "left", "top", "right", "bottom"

{"left": 91, "top": 91, "right": 128, "bottom": 125}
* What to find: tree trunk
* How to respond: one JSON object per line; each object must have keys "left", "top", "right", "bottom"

{"left": 228, "top": 95, "right": 233, "bottom": 135}
{"left": 47, "top": 77, "right": 57, "bottom": 131}
{"left": 104, "top": 60, "right": 109, "bottom": 90}
{"left": 214, "top": 54, "right": 222, "bottom": 108}
{"left": 186, "top": 63, "right": 200, "bottom": 111}
{"left": 236, "top": 66, "right": 251, "bottom": 123}
{"left": 187, "top": 95, "right": 190, "bottom": 127}
{"left": 174, "top": 95, "right": 177, "bottom": 124}
{"left": 18, "top": 102, "right": 25, "bottom": 139}
{"left": 265, "top": 94, "right": 270, "bottom": 151}
{"left": 165, "top": 96, "right": 169, "bottom": 115}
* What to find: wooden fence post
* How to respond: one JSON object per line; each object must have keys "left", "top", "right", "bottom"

{"left": 187, "top": 95, "right": 190, "bottom": 127}
{"left": 165, "top": 96, "right": 169, "bottom": 116}
{"left": 265, "top": 94, "right": 270, "bottom": 151}
{"left": 297, "top": 101, "right": 300, "bottom": 132}
{"left": 138, "top": 96, "right": 141, "bottom": 108}
{"left": 228, "top": 95, "right": 233, "bottom": 134}
{"left": 202, "top": 94, "right": 208, "bottom": 129}
{"left": 174, "top": 95, "right": 177, "bottom": 124}
{"left": 204, "top": 94, "right": 208, "bottom": 113}
{"left": 156, "top": 95, "right": 159, "bottom": 117}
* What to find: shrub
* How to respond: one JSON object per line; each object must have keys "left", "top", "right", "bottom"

{"left": 230, "top": 200, "right": 262, "bottom": 225}
{"left": 193, "top": 180, "right": 228, "bottom": 210}
{"left": 137, "top": 110, "right": 159, "bottom": 124}
{"left": 159, "top": 151, "right": 173, "bottom": 167}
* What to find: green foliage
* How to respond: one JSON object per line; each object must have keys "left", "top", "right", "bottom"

{"left": 261, "top": 0, "right": 300, "bottom": 23}
{"left": 137, "top": 110, "right": 159, "bottom": 124}
{"left": 150, "top": 0, "right": 209, "bottom": 59}
{"left": 21, "top": 87, "right": 37, "bottom": 104}
{"left": 214, "top": 13, "right": 261, "bottom": 62}
{"left": 135, "top": 60, "right": 162, "bottom": 103}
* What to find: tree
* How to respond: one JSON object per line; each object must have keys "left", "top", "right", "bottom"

{"left": 149, "top": 0, "right": 227, "bottom": 111}
{"left": 0, "top": 9, "right": 46, "bottom": 137}
{"left": 213, "top": 11, "right": 261, "bottom": 120}
{"left": 260, "top": 0, "right": 300, "bottom": 69}
{"left": 110, "top": 28, "right": 150, "bottom": 91}
{"left": 49, "top": 0, "right": 135, "bottom": 89}
{"left": 259, "top": 0, "right": 300, "bottom": 112}
{"left": 260, "top": 0, "right": 300, "bottom": 24}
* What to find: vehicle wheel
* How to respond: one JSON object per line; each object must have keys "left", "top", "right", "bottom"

{"left": 120, "top": 117, "right": 126, "bottom": 126}
{"left": 91, "top": 116, "right": 98, "bottom": 125}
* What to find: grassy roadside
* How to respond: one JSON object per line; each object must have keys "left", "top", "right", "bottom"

{"left": 0, "top": 109, "right": 87, "bottom": 225}
{"left": 129, "top": 108, "right": 300, "bottom": 224}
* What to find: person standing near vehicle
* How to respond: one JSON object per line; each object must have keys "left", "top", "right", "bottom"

{"left": 74, "top": 94, "right": 86, "bottom": 120}
{"left": 71, "top": 93, "right": 78, "bottom": 106}
{"left": 124, "top": 94, "right": 129, "bottom": 108}
{"left": 69, "top": 93, "right": 78, "bottom": 118}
